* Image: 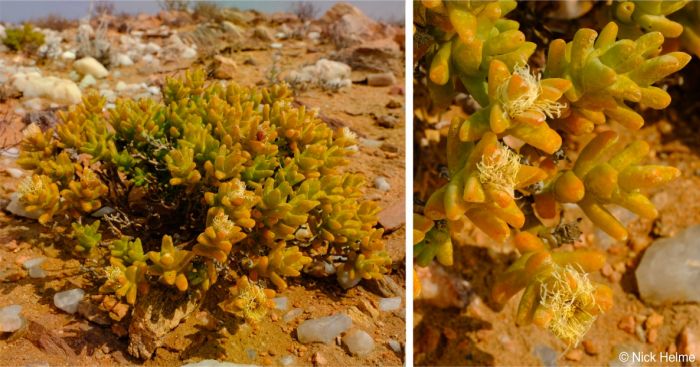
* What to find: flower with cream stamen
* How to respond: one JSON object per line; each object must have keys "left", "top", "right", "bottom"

{"left": 537, "top": 264, "right": 599, "bottom": 346}
{"left": 477, "top": 142, "right": 521, "bottom": 197}
{"left": 497, "top": 64, "right": 567, "bottom": 120}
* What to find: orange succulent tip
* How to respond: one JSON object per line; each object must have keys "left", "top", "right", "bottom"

{"left": 524, "top": 251, "right": 552, "bottom": 276}
{"left": 532, "top": 305, "right": 553, "bottom": 328}
{"left": 554, "top": 171, "right": 585, "bottom": 203}
{"left": 514, "top": 232, "right": 547, "bottom": 253}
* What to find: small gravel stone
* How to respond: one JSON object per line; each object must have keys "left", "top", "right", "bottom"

{"left": 297, "top": 313, "right": 352, "bottom": 344}
{"left": 636, "top": 225, "right": 700, "bottom": 304}
{"left": 312, "top": 351, "right": 327, "bottom": 365}
{"left": 376, "top": 115, "right": 398, "bottom": 128}
{"left": 388, "top": 339, "right": 401, "bottom": 353}
{"left": 367, "top": 72, "right": 396, "bottom": 87}
{"left": 22, "top": 257, "right": 46, "bottom": 278}
{"left": 0, "top": 305, "right": 24, "bottom": 332}
{"left": 565, "top": 349, "right": 583, "bottom": 361}
{"left": 279, "top": 355, "right": 294, "bottom": 366}
{"left": 5, "top": 168, "right": 24, "bottom": 178}
{"left": 283, "top": 308, "right": 303, "bottom": 323}
{"left": 582, "top": 340, "right": 598, "bottom": 355}
{"left": 272, "top": 297, "right": 289, "bottom": 311}
{"left": 342, "top": 329, "right": 374, "bottom": 356}
{"left": 533, "top": 345, "right": 557, "bottom": 367}
{"left": 54, "top": 288, "right": 85, "bottom": 314}
{"left": 618, "top": 315, "right": 636, "bottom": 334}
{"left": 378, "top": 297, "right": 401, "bottom": 311}
{"left": 374, "top": 176, "right": 390, "bottom": 192}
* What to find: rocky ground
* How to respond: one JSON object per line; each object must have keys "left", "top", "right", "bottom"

{"left": 414, "top": 46, "right": 700, "bottom": 367}
{"left": 0, "top": 4, "right": 405, "bottom": 366}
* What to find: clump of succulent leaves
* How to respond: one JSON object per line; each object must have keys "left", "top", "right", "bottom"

{"left": 414, "top": 0, "right": 688, "bottom": 346}
{"left": 1, "top": 23, "right": 45, "bottom": 52}
{"left": 14, "top": 69, "right": 391, "bottom": 323}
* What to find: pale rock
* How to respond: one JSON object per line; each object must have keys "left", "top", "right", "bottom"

{"left": 6, "top": 192, "right": 41, "bottom": 220}
{"left": 144, "top": 42, "right": 161, "bottom": 54}
{"left": 23, "top": 98, "right": 44, "bottom": 111}
{"left": 636, "top": 225, "right": 700, "bottom": 305}
{"left": 68, "top": 70, "right": 80, "bottom": 81}
{"left": 272, "top": 297, "right": 289, "bottom": 311}
{"left": 270, "top": 43, "right": 283, "bottom": 49}
{"left": 11, "top": 72, "right": 82, "bottom": 105}
{"left": 61, "top": 51, "right": 76, "bottom": 61}
{"left": 22, "top": 257, "right": 46, "bottom": 279}
{"left": 54, "top": 288, "right": 85, "bottom": 314}
{"left": 283, "top": 308, "right": 303, "bottom": 323}
{"left": 100, "top": 89, "right": 116, "bottom": 102}
{"left": 534, "top": 345, "right": 558, "bottom": 367}
{"left": 1, "top": 147, "right": 19, "bottom": 158}
{"left": 388, "top": 339, "right": 401, "bottom": 353}
{"left": 91, "top": 206, "right": 116, "bottom": 218}
{"left": 342, "top": 329, "right": 374, "bottom": 356}
{"left": 253, "top": 26, "right": 274, "bottom": 42}
{"left": 337, "top": 270, "right": 361, "bottom": 289}
{"left": 5, "top": 168, "right": 24, "bottom": 178}
{"left": 116, "top": 81, "right": 128, "bottom": 92}
{"left": 74, "top": 57, "right": 109, "bottom": 79}
{"left": 374, "top": 176, "right": 390, "bottom": 192}
{"left": 378, "top": 297, "right": 401, "bottom": 311}
{"left": 367, "top": 72, "right": 396, "bottom": 87}
{"left": 308, "top": 32, "right": 320, "bottom": 41}
{"left": 279, "top": 355, "right": 294, "bottom": 366}
{"left": 115, "top": 53, "right": 133, "bottom": 67}
{"left": 297, "top": 313, "right": 352, "bottom": 344}
{"left": 182, "top": 47, "right": 197, "bottom": 59}
{"left": 0, "top": 305, "right": 24, "bottom": 332}
{"left": 147, "top": 86, "right": 160, "bottom": 95}
{"left": 0, "top": 24, "right": 5, "bottom": 39}
{"left": 143, "top": 54, "right": 155, "bottom": 64}
{"left": 22, "top": 257, "right": 45, "bottom": 270}
{"left": 221, "top": 21, "right": 244, "bottom": 38}
{"left": 359, "top": 138, "right": 383, "bottom": 148}
{"left": 212, "top": 55, "right": 237, "bottom": 79}
{"left": 320, "top": 3, "right": 391, "bottom": 48}
{"left": 286, "top": 59, "right": 352, "bottom": 91}
{"left": 79, "top": 74, "right": 97, "bottom": 89}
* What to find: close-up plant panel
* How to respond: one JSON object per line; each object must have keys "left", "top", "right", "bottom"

{"left": 414, "top": 1, "right": 700, "bottom": 366}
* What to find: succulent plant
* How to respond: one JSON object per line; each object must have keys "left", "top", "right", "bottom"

{"left": 1, "top": 23, "right": 45, "bottom": 52}
{"left": 545, "top": 22, "right": 690, "bottom": 135}
{"left": 219, "top": 275, "right": 276, "bottom": 324}
{"left": 415, "top": 4, "right": 686, "bottom": 345}
{"left": 493, "top": 232, "right": 613, "bottom": 345}
{"left": 613, "top": 1, "right": 688, "bottom": 39}
{"left": 415, "top": 0, "right": 534, "bottom": 108}
{"left": 13, "top": 68, "right": 390, "bottom": 317}
{"left": 147, "top": 235, "right": 195, "bottom": 291}
{"left": 71, "top": 220, "right": 102, "bottom": 253}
